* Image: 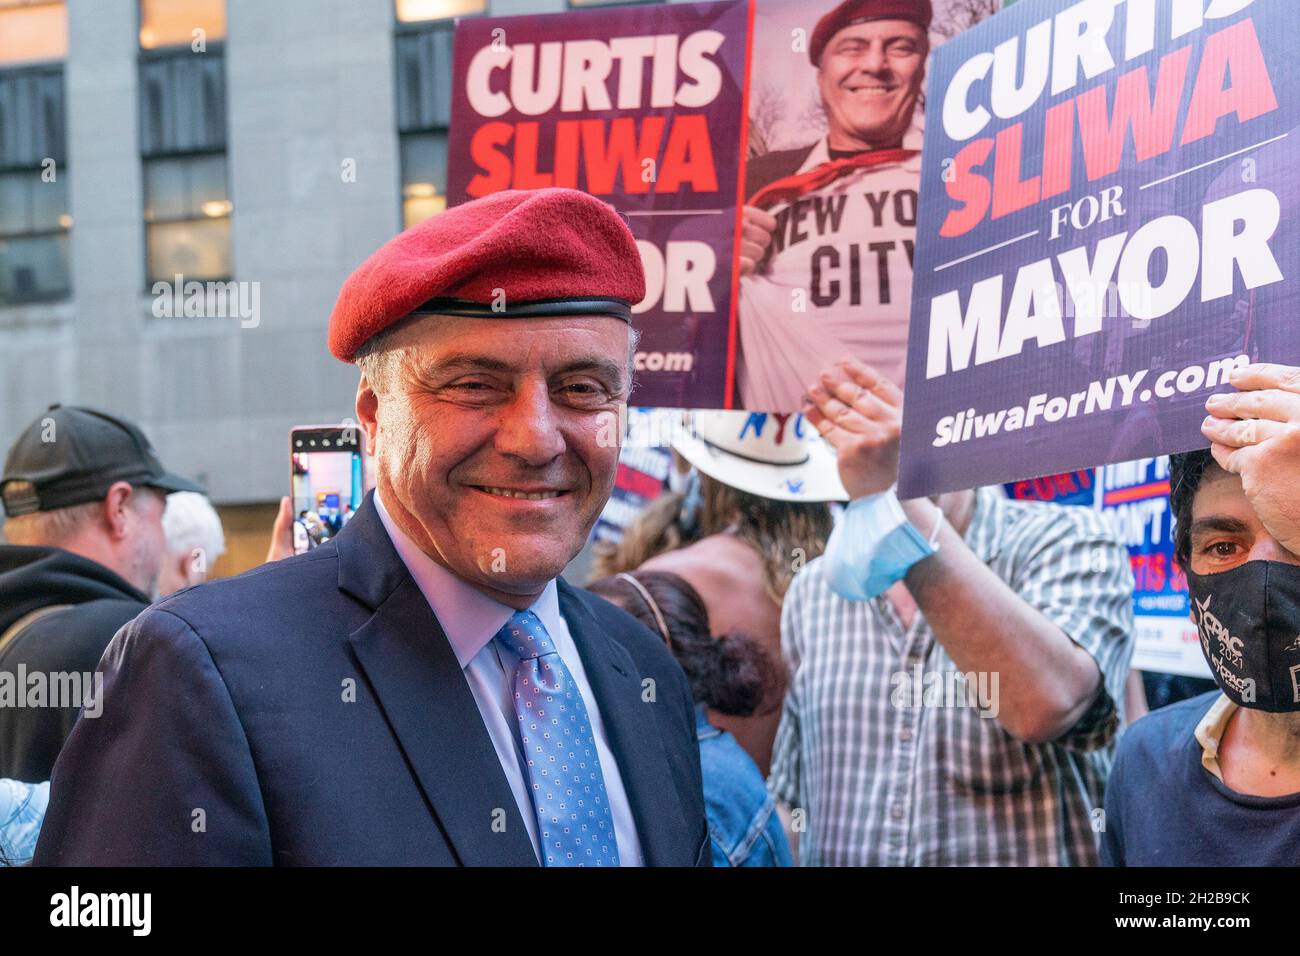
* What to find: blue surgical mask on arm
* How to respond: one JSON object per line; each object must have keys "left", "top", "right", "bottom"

{"left": 823, "top": 490, "right": 941, "bottom": 602}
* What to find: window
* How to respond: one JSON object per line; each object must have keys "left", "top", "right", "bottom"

{"left": 0, "top": 168, "right": 70, "bottom": 305}
{"left": 0, "top": 1, "right": 67, "bottom": 67}
{"left": 143, "top": 154, "right": 231, "bottom": 281}
{"left": 395, "top": 0, "right": 483, "bottom": 23}
{"left": 395, "top": 19, "right": 456, "bottom": 229}
{"left": 400, "top": 131, "right": 448, "bottom": 227}
{"left": 0, "top": 34, "right": 69, "bottom": 305}
{"left": 139, "top": 0, "right": 226, "bottom": 50}
{"left": 139, "top": 0, "right": 231, "bottom": 285}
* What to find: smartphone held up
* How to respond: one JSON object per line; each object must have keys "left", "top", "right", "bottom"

{"left": 289, "top": 424, "right": 372, "bottom": 555}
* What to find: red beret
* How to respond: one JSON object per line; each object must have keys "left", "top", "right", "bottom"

{"left": 328, "top": 187, "right": 645, "bottom": 362}
{"left": 809, "top": 0, "right": 932, "bottom": 66}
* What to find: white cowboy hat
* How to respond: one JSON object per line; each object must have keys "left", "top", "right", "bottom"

{"left": 671, "top": 410, "right": 848, "bottom": 503}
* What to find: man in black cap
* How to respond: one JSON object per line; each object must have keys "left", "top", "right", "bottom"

{"left": 0, "top": 404, "right": 200, "bottom": 781}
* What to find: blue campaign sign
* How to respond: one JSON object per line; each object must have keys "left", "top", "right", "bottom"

{"left": 1097, "top": 457, "right": 1207, "bottom": 678}
{"left": 1003, "top": 468, "right": 1096, "bottom": 506}
{"left": 591, "top": 408, "right": 675, "bottom": 546}
{"left": 1000, "top": 459, "right": 1209, "bottom": 677}
{"left": 900, "top": 0, "right": 1300, "bottom": 497}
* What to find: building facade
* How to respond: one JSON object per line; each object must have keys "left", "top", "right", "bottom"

{"left": 0, "top": 0, "right": 647, "bottom": 570}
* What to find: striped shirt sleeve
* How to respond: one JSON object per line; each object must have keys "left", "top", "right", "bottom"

{"left": 767, "top": 567, "right": 807, "bottom": 808}
{"left": 1008, "top": 505, "right": 1136, "bottom": 752}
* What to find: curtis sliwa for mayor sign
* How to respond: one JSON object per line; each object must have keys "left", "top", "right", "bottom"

{"left": 444, "top": 0, "right": 1003, "bottom": 410}
{"left": 899, "top": 0, "right": 1300, "bottom": 496}
{"left": 445, "top": 1, "right": 749, "bottom": 410}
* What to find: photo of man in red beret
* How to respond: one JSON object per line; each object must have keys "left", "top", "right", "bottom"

{"left": 737, "top": 0, "right": 990, "bottom": 410}
{"left": 34, "top": 188, "right": 710, "bottom": 867}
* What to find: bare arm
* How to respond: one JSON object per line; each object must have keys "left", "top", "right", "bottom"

{"left": 899, "top": 496, "right": 1104, "bottom": 743}
{"left": 804, "top": 357, "right": 1116, "bottom": 745}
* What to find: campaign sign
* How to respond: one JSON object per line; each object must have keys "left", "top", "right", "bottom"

{"left": 591, "top": 408, "right": 674, "bottom": 545}
{"left": 899, "top": 0, "right": 1300, "bottom": 496}
{"left": 1002, "top": 462, "right": 1208, "bottom": 677}
{"left": 733, "top": 0, "right": 1002, "bottom": 411}
{"left": 447, "top": 0, "right": 1005, "bottom": 412}
{"left": 1003, "top": 467, "right": 1095, "bottom": 506}
{"left": 447, "top": 2, "right": 749, "bottom": 409}
{"left": 1098, "top": 457, "right": 1208, "bottom": 678}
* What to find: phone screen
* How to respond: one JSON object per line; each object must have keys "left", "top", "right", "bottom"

{"left": 290, "top": 426, "right": 365, "bottom": 553}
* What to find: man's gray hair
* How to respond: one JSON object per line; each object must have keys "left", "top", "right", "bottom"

{"left": 352, "top": 321, "right": 411, "bottom": 395}
{"left": 2, "top": 484, "right": 169, "bottom": 547}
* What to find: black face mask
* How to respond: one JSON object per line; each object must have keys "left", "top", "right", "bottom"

{"left": 1185, "top": 560, "right": 1300, "bottom": 713}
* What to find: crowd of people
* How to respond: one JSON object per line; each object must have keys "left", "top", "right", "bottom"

{"left": 589, "top": 358, "right": 1300, "bottom": 867}
{"left": 1, "top": 183, "right": 1297, "bottom": 867}
{"left": 2, "top": 359, "right": 1298, "bottom": 865}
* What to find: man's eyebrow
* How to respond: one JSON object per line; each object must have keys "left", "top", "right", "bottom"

{"left": 417, "top": 353, "right": 627, "bottom": 384}
{"left": 420, "top": 354, "right": 516, "bottom": 376}
{"left": 554, "top": 357, "right": 627, "bottom": 384}
{"left": 1189, "top": 515, "right": 1253, "bottom": 537}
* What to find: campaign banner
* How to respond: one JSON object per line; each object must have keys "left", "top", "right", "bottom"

{"left": 899, "top": 0, "right": 1300, "bottom": 497}
{"left": 1002, "top": 462, "right": 1208, "bottom": 677}
{"left": 447, "top": 0, "right": 1002, "bottom": 411}
{"left": 1098, "top": 457, "right": 1207, "bottom": 678}
{"left": 591, "top": 408, "right": 675, "bottom": 545}
{"left": 735, "top": 0, "right": 990, "bottom": 410}
{"left": 447, "top": 2, "right": 749, "bottom": 409}
{"left": 1003, "top": 467, "right": 1095, "bottom": 506}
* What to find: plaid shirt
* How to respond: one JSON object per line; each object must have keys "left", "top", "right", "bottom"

{"left": 770, "top": 487, "right": 1135, "bottom": 866}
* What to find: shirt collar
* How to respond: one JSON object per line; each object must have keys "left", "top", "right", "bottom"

{"left": 1194, "top": 692, "right": 1237, "bottom": 782}
{"left": 798, "top": 138, "right": 831, "bottom": 174}
{"left": 373, "top": 489, "right": 563, "bottom": 669}
{"left": 694, "top": 703, "right": 718, "bottom": 741}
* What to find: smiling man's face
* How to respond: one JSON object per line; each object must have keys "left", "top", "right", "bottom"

{"left": 357, "top": 313, "right": 630, "bottom": 608}
{"left": 817, "top": 18, "right": 928, "bottom": 151}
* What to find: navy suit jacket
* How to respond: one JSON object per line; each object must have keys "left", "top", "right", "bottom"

{"left": 34, "top": 497, "right": 710, "bottom": 866}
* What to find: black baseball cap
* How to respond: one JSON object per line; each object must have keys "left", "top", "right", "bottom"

{"left": 1, "top": 404, "right": 202, "bottom": 517}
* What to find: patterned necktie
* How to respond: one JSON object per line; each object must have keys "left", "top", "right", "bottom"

{"left": 495, "top": 610, "right": 621, "bottom": 867}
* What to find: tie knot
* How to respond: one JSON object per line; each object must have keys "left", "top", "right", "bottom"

{"left": 495, "top": 610, "right": 556, "bottom": 660}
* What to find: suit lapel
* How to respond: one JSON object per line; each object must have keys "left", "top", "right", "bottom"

{"left": 338, "top": 498, "right": 537, "bottom": 867}
{"left": 558, "top": 579, "right": 691, "bottom": 866}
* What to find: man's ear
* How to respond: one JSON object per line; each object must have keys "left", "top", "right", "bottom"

{"left": 356, "top": 375, "right": 380, "bottom": 452}
{"left": 102, "top": 481, "right": 135, "bottom": 541}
